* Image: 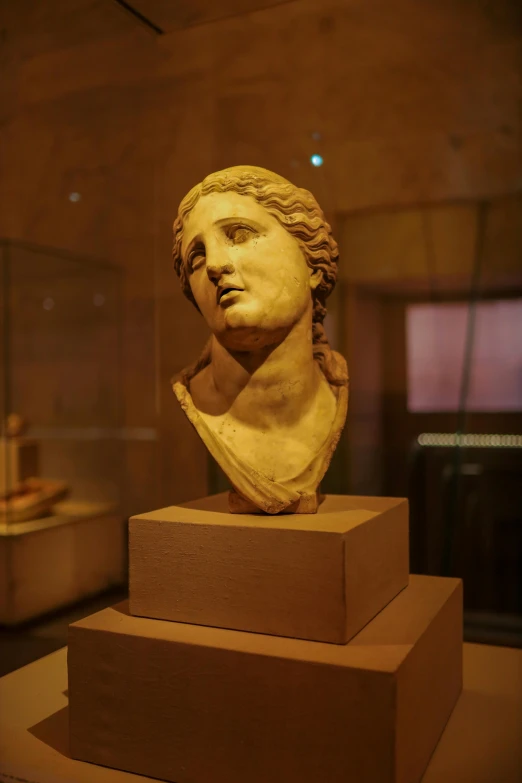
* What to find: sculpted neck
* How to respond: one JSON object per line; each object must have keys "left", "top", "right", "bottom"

{"left": 203, "top": 307, "right": 323, "bottom": 429}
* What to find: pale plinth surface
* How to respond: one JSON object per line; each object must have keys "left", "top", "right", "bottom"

{"left": 172, "top": 166, "right": 349, "bottom": 514}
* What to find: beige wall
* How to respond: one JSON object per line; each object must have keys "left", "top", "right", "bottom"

{"left": 1, "top": 0, "right": 520, "bottom": 511}
{"left": 338, "top": 196, "right": 522, "bottom": 290}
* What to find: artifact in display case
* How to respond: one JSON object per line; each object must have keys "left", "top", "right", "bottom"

{"left": 0, "top": 239, "right": 125, "bottom": 624}
{"left": 0, "top": 413, "right": 69, "bottom": 524}
{"left": 0, "top": 238, "right": 123, "bottom": 512}
{"left": 68, "top": 168, "right": 463, "bottom": 783}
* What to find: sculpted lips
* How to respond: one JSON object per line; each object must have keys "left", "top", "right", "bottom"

{"left": 217, "top": 283, "right": 244, "bottom": 304}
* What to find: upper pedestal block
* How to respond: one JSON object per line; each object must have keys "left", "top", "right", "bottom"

{"left": 129, "top": 492, "right": 409, "bottom": 643}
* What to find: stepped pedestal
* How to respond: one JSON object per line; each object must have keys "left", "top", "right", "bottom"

{"left": 68, "top": 493, "right": 463, "bottom": 783}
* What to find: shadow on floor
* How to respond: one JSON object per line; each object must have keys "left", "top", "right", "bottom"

{"left": 0, "top": 586, "right": 128, "bottom": 677}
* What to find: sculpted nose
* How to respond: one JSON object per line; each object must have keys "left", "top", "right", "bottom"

{"left": 206, "top": 252, "right": 235, "bottom": 283}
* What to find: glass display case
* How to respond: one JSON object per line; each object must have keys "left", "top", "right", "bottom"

{"left": 0, "top": 239, "right": 126, "bottom": 623}
{"left": 0, "top": 238, "right": 123, "bottom": 516}
{"left": 332, "top": 194, "right": 522, "bottom": 645}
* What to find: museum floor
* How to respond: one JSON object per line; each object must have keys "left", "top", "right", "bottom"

{"left": 0, "top": 587, "right": 128, "bottom": 678}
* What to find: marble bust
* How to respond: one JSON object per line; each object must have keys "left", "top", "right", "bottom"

{"left": 172, "top": 166, "right": 348, "bottom": 514}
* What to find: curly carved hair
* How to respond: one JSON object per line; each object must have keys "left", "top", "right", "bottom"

{"left": 172, "top": 166, "right": 347, "bottom": 387}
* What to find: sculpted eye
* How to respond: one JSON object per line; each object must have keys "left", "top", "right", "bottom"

{"left": 228, "top": 225, "right": 255, "bottom": 245}
{"left": 188, "top": 244, "right": 206, "bottom": 273}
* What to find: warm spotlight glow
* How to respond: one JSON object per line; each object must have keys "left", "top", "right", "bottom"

{"left": 43, "top": 297, "right": 55, "bottom": 311}
{"left": 310, "top": 154, "right": 323, "bottom": 167}
{"left": 69, "top": 192, "right": 81, "bottom": 202}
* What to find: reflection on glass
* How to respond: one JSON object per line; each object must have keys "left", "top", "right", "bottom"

{"left": 407, "top": 299, "right": 522, "bottom": 412}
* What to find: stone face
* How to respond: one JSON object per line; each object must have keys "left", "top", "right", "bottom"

{"left": 129, "top": 492, "right": 410, "bottom": 643}
{"left": 69, "top": 575, "right": 463, "bottom": 783}
{"left": 172, "top": 166, "right": 349, "bottom": 514}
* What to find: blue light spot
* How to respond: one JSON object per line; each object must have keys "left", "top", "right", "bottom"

{"left": 310, "top": 154, "right": 323, "bottom": 167}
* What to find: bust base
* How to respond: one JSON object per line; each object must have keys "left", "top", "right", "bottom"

{"left": 228, "top": 487, "right": 323, "bottom": 513}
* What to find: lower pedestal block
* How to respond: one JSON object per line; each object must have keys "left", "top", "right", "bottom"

{"left": 69, "top": 574, "right": 462, "bottom": 783}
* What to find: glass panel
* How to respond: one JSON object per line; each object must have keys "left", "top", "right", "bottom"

{"left": 407, "top": 299, "right": 522, "bottom": 413}
{"left": 336, "top": 196, "right": 522, "bottom": 645}
{"left": 1, "top": 239, "right": 123, "bottom": 518}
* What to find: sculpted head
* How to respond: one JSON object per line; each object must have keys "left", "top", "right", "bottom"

{"left": 173, "top": 166, "right": 344, "bottom": 385}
